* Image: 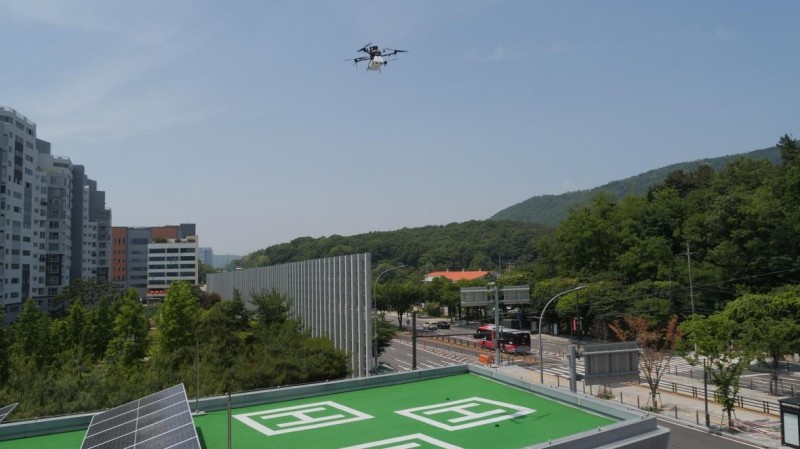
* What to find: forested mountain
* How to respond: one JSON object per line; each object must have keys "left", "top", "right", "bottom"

{"left": 240, "top": 143, "right": 782, "bottom": 273}
{"left": 240, "top": 220, "right": 550, "bottom": 273}
{"left": 490, "top": 145, "right": 781, "bottom": 227}
{"left": 238, "top": 136, "right": 800, "bottom": 330}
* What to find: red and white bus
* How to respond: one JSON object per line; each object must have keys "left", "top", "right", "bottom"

{"left": 473, "top": 324, "right": 532, "bottom": 354}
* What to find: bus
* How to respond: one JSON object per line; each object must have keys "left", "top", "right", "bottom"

{"left": 473, "top": 324, "right": 532, "bottom": 354}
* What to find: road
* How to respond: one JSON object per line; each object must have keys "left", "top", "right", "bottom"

{"left": 659, "top": 420, "right": 762, "bottom": 449}
{"left": 393, "top": 315, "right": 800, "bottom": 397}
{"left": 667, "top": 360, "right": 800, "bottom": 397}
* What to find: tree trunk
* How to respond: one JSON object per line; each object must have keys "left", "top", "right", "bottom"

{"left": 727, "top": 408, "right": 733, "bottom": 433}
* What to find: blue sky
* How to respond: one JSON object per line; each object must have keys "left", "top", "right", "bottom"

{"left": 2, "top": 1, "right": 798, "bottom": 256}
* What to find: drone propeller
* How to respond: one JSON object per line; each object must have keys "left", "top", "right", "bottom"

{"left": 357, "top": 42, "right": 373, "bottom": 53}
{"left": 383, "top": 48, "right": 407, "bottom": 54}
{"left": 347, "top": 56, "right": 370, "bottom": 65}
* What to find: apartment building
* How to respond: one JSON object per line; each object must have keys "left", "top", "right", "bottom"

{"left": 0, "top": 106, "right": 111, "bottom": 322}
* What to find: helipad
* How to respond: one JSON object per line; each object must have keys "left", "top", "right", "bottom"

{"left": 0, "top": 365, "right": 669, "bottom": 448}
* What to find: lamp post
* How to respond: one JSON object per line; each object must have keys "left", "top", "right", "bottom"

{"left": 539, "top": 286, "right": 586, "bottom": 384}
{"left": 372, "top": 264, "right": 406, "bottom": 375}
{"left": 703, "top": 356, "right": 710, "bottom": 427}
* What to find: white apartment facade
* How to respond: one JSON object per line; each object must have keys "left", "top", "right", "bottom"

{"left": 38, "top": 147, "right": 74, "bottom": 296}
{"left": 0, "top": 106, "right": 111, "bottom": 322}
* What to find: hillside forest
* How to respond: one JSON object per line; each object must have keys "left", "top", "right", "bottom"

{"left": 1, "top": 135, "right": 799, "bottom": 419}
{"left": 239, "top": 134, "right": 800, "bottom": 396}
{"left": 240, "top": 136, "right": 800, "bottom": 335}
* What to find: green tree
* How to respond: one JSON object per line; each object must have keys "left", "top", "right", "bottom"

{"left": 0, "top": 306, "right": 8, "bottom": 385}
{"left": 680, "top": 314, "right": 750, "bottom": 429}
{"left": 556, "top": 192, "right": 620, "bottom": 274}
{"left": 384, "top": 282, "right": 423, "bottom": 328}
{"left": 13, "top": 299, "right": 54, "bottom": 369}
{"left": 251, "top": 289, "right": 291, "bottom": 328}
{"left": 157, "top": 281, "right": 200, "bottom": 357}
{"left": 778, "top": 133, "right": 799, "bottom": 166}
{"left": 53, "top": 279, "right": 117, "bottom": 313}
{"left": 106, "top": 289, "right": 150, "bottom": 366}
{"left": 198, "top": 262, "right": 215, "bottom": 284}
{"left": 422, "top": 277, "right": 460, "bottom": 318}
{"left": 198, "top": 295, "right": 252, "bottom": 393}
{"left": 722, "top": 291, "right": 800, "bottom": 395}
{"left": 63, "top": 298, "right": 89, "bottom": 352}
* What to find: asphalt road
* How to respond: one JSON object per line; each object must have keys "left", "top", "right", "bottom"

{"left": 659, "top": 420, "right": 762, "bottom": 449}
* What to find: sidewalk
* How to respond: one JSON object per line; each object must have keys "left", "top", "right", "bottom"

{"left": 495, "top": 362, "right": 786, "bottom": 448}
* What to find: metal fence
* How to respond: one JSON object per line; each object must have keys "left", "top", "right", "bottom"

{"left": 207, "top": 253, "right": 373, "bottom": 378}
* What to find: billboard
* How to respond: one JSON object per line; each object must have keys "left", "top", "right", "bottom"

{"left": 460, "top": 287, "right": 489, "bottom": 306}
{"left": 583, "top": 342, "right": 640, "bottom": 385}
{"left": 501, "top": 285, "right": 530, "bottom": 305}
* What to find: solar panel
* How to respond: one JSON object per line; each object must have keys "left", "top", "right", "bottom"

{"left": 0, "top": 403, "right": 17, "bottom": 423}
{"left": 80, "top": 384, "right": 201, "bottom": 449}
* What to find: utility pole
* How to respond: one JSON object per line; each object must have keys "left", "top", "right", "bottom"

{"left": 494, "top": 284, "right": 500, "bottom": 367}
{"left": 686, "top": 242, "right": 695, "bottom": 316}
{"left": 411, "top": 311, "right": 417, "bottom": 370}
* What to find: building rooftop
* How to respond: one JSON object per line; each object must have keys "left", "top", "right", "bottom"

{"left": 0, "top": 366, "right": 668, "bottom": 449}
{"left": 425, "top": 271, "right": 494, "bottom": 282}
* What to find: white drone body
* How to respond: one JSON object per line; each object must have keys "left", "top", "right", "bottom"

{"left": 349, "top": 43, "right": 407, "bottom": 72}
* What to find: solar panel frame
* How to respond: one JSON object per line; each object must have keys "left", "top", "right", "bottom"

{"left": 0, "top": 403, "right": 18, "bottom": 423}
{"left": 80, "top": 384, "right": 201, "bottom": 449}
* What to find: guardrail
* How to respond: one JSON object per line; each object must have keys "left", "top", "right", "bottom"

{"left": 644, "top": 378, "right": 782, "bottom": 416}
{"left": 548, "top": 372, "right": 782, "bottom": 416}
{"left": 396, "top": 333, "right": 785, "bottom": 418}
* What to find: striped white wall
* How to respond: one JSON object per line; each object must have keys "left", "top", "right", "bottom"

{"left": 206, "top": 253, "right": 373, "bottom": 378}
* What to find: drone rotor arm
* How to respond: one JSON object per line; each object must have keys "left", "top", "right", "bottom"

{"left": 382, "top": 49, "right": 408, "bottom": 56}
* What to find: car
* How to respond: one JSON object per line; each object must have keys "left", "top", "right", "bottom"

{"left": 423, "top": 321, "right": 437, "bottom": 330}
{"left": 436, "top": 321, "right": 450, "bottom": 329}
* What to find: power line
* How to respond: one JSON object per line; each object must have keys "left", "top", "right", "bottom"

{"left": 570, "top": 265, "right": 800, "bottom": 316}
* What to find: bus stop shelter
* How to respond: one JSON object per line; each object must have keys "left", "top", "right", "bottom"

{"left": 779, "top": 396, "right": 800, "bottom": 448}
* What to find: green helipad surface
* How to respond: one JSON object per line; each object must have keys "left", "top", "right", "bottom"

{"left": 0, "top": 373, "right": 617, "bottom": 449}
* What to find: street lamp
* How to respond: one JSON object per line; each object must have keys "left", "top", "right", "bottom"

{"left": 539, "top": 286, "right": 586, "bottom": 384}
{"left": 703, "top": 356, "right": 710, "bottom": 427}
{"left": 372, "top": 264, "right": 407, "bottom": 375}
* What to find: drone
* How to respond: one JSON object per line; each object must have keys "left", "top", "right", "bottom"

{"left": 348, "top": 43, "right": 407, "bottom": 72}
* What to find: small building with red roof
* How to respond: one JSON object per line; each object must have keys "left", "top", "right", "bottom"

{"left": 424, "top": 270, "right": 496, "bottom": 283}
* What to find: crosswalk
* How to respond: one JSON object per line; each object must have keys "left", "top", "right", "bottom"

{"left": 662, "top": 357, "right": 702, "bottom": 375}
{"left": 382, "top": 339, "right": 474, "bottom": 372}
{"left": 542, "top": 360, "right": 585, "bottom": 378}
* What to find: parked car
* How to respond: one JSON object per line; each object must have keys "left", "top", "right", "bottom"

{"left": 423, "top": 321, "right": 437, "bottom": 330}
{"left": 436, "top": 321, "right": 450, "bottom": 329}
